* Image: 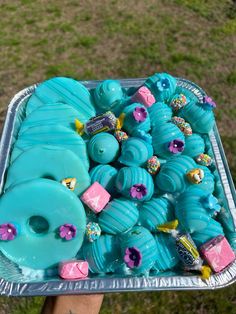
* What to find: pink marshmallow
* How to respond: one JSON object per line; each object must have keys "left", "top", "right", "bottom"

{"left": 131, "top": 86, "right": 156, "bottom": 108}
{"left": 59, "top": 260, "right": 89, "bottom": 279}
{"left": 81, "top": 182, "right": 110, "bottom": 213}
{"left": 200, "top": 235, "right": 235, "bottom": 273}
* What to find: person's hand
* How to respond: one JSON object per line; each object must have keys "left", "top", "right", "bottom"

{"left": 41, "top": 294, "right": 104, "bottom": 314}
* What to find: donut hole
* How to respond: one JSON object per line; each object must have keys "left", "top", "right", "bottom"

{"left": 28, "top": 216, "right": 49, "bottom": 234}
{"left": 42, "top": 175, "right": 56, "bottom": 181}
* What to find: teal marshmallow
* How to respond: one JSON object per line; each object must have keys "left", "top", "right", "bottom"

{"left": 120, "top": 226, "right": 158, "bottom": 275}
{"left": 26, "top": 77, "right": 95, "bottom": 122}
{"left": 138, "top": 197, "right": 175, "bottom": 232}
{"left": 182, "top": 133, "right": 205, "bottom": 158}
{"left": 115, "top": 167, "right": 154, "bottom": 202}
{"left": 152, "top": 233, "right": 180, "bottom": 272}
{"left": 98, "top": 198, "right": 139, "bottom": 234}
{"left": 88, "top": 133, "right": 119, "bottom": 164}
{"left": 82, "top": 234, "right": 121, "bottom": 273}
{"left": 19, "top": 102, "right": 80, "bottom": 135}
{"left": 89, "top": 164, "right": 118, "bottom": 194}
{"left": 122, "top": 103, "right": 151, "bottom": 135}
{"left": 148, "top": 102, "right": 172, "bottom": 128}
{"left": 145, "top": 73, "right": 177, "bottom": 103}
{"left": 151, "top": 122, "right": 185, "bottom": 159}
{"left": 93, "top": 79, "right": 125, "bottom": 115}
{"left": 10, "top": 125, "right": 89, "bottom": 170}
{"left": 0, "top": 179, "right": 86, "bottom": 269}
{"left": 5, "top": 145, "right": 90, "bottom": 196}
{"left": 175, "top": 187, "right": 221, "bottom": 233}
{"left": 155, "top": 155, "right": 196, "bottom": 194}
{"left": 192, "top": 219, "right": 224, "bottom": 248}
{"left": 118, "top": 137, "right": 153, "bottom": 167}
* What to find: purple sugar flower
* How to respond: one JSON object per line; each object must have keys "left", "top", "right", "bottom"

{"left": 0, "top": 223, "right": 17, "bottom": 241}
{"left": 168, "top": 139, "right": 185, "bottom": 154}
{"left": 124, "top": 247, "right": 142, "bottom": 268}
{"left": 59, "top": 224, "right": 76, "bottom": 240}
{"left": 156, "top": 78, "right": 170, "bottom": 91}
{"left": 132, "top": 107, "right": 147, "bottom": 122}
{"left": 203, "top": 96, "right": 216, "bottom": 109}
{"left": 130, "top": 184, "right": 147, "bottom": 199}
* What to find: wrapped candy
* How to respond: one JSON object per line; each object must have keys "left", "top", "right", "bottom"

{"left": 75, "top": 112, "right": 124, "bottom": 136}
{"left": 157, "top": 220, "right": 211, "bottom": 279}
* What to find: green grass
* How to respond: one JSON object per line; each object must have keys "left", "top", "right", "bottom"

{"left": 0, "top": 0, "right": 236, "bottom": 313}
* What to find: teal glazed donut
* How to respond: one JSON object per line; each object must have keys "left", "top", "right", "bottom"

{"left": 145, "top": 73, "right": 177, "bottom": 103}
{"left": 115, "top": 167, "right": 154, "bottom": 202}
{"left": 155, "top": 155, "right": 196, "bottom": 194}
{"left": 5, "top": 146, "right": 90, "bottom": 196}
{"left": 182, "top": 133, "right": 205, "bottom": 158}
{"left": 118, "top": 137, "right": 153, "bottom": 167}
{"left": 138, "top": 197, "right": 175, "bottom": 232}
{"left": 26, "top": 77, "right": 95, "bottom": 122}
{"left": 93, "top": 80, "right": 125, "bottom": 115}
{"left": 120, "top": 226, "right": 158, "bottom": 275}
{"left": 191, "top": 219, "right": 224, "bottom": 248}
{"left": 19, "top": 102, "right": 80, "bottom": 135}
{"left": 0, "top": 179, "right": 86, "bottom": 269}
{"left": 175, "top": 187, "right": 221, "bottom": 233}
{"left": 151, "top": 122, "right": 185, "bottom": 159}
{"left": 82, "top": 234, "right": 121, "bottom": 273}
{"left": 10, "top": 125, "right": 89, "bottom": 170}
{"left": 152, "top": 233, "right": 180, "bottom": 272}
{"left": 89, "top": 164, "right": 118, "bottom": 194}
{"left": 88, "top": 133, "right": 119, "bottom": 164}
{"left": 176, "top": 86, "right": 215, "bottom": 134}
{"left": 148, "top": 102, "right": 172, "bottom": 128}
{"left": 122, "top": 103, "right": 151, "bottom": 135}
{"left": 98, "top": 198, "right": 139, "bottom": 234}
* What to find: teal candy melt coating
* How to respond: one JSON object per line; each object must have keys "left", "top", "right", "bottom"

{"left": 88, "top": 133, "right": 119, "bottom": 164}
{"left": 122, "top": 103, "right": 151, "bottom": 135}
{"left": 10, "top": 125, "right": 89, "bottom": 170}
{"left": 93, "top": 80, "right": 124, "bottom": 115}
{"left": 148, "top": 102, "right": 172, "bottom": 128}
{"left": 98, "top": 198, "right": 139, "bottom": 234}
{"left": 120, "top": 226, "right": 158, "bottom": 275}
{"left": 182, "top": 133, "right": 205, "bottom": 158}
{"left": 82, "top": 234, "right": 121, "bottom": 273}
{"left": 151, "top": 122, "right": 185, "bottom": 159}
{"left": 153, "top": 233, "right": 180, "bottom": 272}
{"left": 144, "top": 73, "right": 177, "bottom": 103}
{"left": 192, "top": 219, "right": 224, "bottom": 248}
{"left": 115, "top": 167, "right": 154, "bottom": 202}
{"left": 176, "top": 86, "right": 215, "bottom": 134}
{"left": 0, "top": 179, "right": 86, "bottom": 269}
{"left": 197, "top": 165, "right": 215, "bottom": 194}
{"left": 226, "top": 232, "right": 236, "bottom": 251}
{"left": 175, "top": 187, "right": 218, "bottom": 233}
{"left": 138, "top": 197, "right": 175, "bottom": 232}
{"left": 5, "top": 146, "right": 90, "bottom": 196}
{"left": 89, "top": 164, "right": 118, "bottom": 194}
{"left": 26, "top": 77, "right": 95, "bottom": 122}
{"left": 118, "top": 137, "right": 153, "bottom": 167}
{"left": 155, "top": 155, "right": 196, "bottom": 193}
{"left": 19, "top": 102, "right": 80, "bottom": 135}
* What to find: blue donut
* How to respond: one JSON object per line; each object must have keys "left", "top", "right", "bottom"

{"left": 5, "top": 145, "right": 90, "bottom": 196}
{"left": 0, "top": 179, "right": 86, "bottom": 269}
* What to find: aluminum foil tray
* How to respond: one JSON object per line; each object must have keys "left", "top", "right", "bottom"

{"left": 0, "top": 78, "right": 235, "bottom": 296}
